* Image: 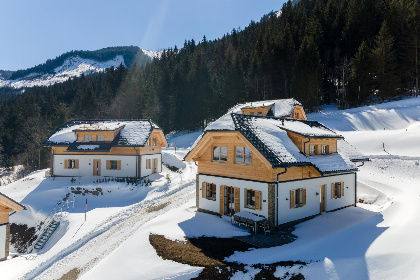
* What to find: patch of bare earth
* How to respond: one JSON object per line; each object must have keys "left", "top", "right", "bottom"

{"left": 58, "top": 268, "right": 80, "bottom": 280}
{"left": 149, "top": 234, "right": 305, "bottom": 279}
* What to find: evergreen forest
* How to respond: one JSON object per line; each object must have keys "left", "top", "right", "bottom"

{"left": 1, "top": 0, "right": 419, "bottom": 171}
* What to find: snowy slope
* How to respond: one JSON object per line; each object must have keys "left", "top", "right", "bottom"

{"left": 308, "top": 97, "right": 420, "bottom": 156}
{"left": 0, "top": 55, "right": 125, "bottom": 89}
{"left": 1, "top": 98, "right": 420, "bottom": 279}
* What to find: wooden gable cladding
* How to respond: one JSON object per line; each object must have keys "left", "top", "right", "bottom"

{"left": 286, "top": 131, "right": 338, "bottom": 155}
{"left": 189, "top": 131, "right": 321, "bottom": 182}
{"left": 0, "top": 194, "right": 24, "bottom": 224}
{"left": 241, "top": 105, "right": 272, "bottom": 116}
{"left": 194, "top": 131, "right": 274, "bottom": 182}
{"left": 146, "top": 130, "right": 168, "bottom": 148}
{"left": 76, "top": 129, "right": 121, "bottom": 142}
{"left": 290, "top": 105, "right": 307, "bottom": 120}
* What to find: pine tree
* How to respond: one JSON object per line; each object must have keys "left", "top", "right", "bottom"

{"left": 372, "top": 21, "right": 400, "bottom": 100}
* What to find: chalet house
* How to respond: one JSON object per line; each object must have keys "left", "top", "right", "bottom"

{"left": 185, "top": 100, "right": 367, "bottom": 226}
{"left": 0, "top": 192, "right": 24, "bottom": 261}
{"left": 42, "top": 120, "right": 168, "bottom": 178}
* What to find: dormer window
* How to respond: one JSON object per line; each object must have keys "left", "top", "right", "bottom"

{"left": 309, "top": 145, "right": 315, "bottom": 155}
{"left": 152, "top": 138, "right": 157, "bottom": 147}
{"left": 84, "top": 135, "right": 92, "bottom": 142}
{"left": 146, "top": 139, "right": 150, "bottom": 147}
{"left": 97, "top": 135, "right": 104, "bottom": 141}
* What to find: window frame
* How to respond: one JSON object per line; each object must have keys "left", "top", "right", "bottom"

{"left": 249, "top": 112, "right": 255, "bottom": 115}
{"left": 205, "top": 183, "right": 216, "bottom": 201}
{"left": 321, "top": 145, "right": 327, "bottom": 154}
{"left": 309, "top": 145, "right": 315, "bottom": 155}
{"left": 235, "top": 146, "right": 252, "bottom": 165}
{"left": 257, "top": 111, "right": 263, "bottom": 116}
{"left": 84, "top": 135, "right": 92, "bottom": 142}
{"left": 245, "top": 189, "right": 256, "bottom": 209}
{"left": 212, "top": 146, "right": 227, "bottom": 162}
{"left": 109, "top": 160, "right": 118, "bottom": 170}
{"left": 332, "top": 182, "right": 344, "bottom": 199}
{"left": 152, "top": 138, "right": 157, "bottom": 147}
{"left": 290, "top": 188, "right": 306, "bottom": 208}
{"left": 68, "top": 159, "right": 76, "bottom": 169}
{"left": 97, "top": 135, "right": 104, "bottom": 141}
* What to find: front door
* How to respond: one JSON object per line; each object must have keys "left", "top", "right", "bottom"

{"left": 320, "top": 184, "right": 326, "bottom": 213}
{"left": 93, "top": 159, "right": 101, "bottom": 176}
{"left": 152, "top": 158, "right": 158, "bottom": 174}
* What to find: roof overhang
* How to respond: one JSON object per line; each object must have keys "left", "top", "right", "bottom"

{"left": 0, "top": 192, "right": 25, "bottom": 212}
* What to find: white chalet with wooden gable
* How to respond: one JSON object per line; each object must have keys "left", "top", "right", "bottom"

{"left": 185, "top": 99, "right": 368, "bottom": 226}
{"left": 42, "top": 120, "right": 168, "bottom": 178}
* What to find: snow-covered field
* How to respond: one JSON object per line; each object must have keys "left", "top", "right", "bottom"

{"left": 1, "top": 97, "right": 420, "bottom": 279}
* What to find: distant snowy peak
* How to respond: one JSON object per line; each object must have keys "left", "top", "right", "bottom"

{"left": 142, "top": 49, "right": 163, "bottom": 59}
{"left": 0, "top": 55, "right": 125, "bottom": 89}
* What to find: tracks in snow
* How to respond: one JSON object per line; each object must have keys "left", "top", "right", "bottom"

{"left": 21, "top": 181, "right": 196, "bottom": 280}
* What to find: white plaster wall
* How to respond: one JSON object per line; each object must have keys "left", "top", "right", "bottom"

{"left": 198, "top": 174, "right": 269, "bottom": 218}
{"left": 53, "top": 155, "right": 137, "bottom": 177}
{"left": 277, "top": 173, "right": 356, "bottom": 225}
{"left": 140, "top": 154, "right": 162, "bottom": 177}
{"left": 0, "top": 224, "right": 6, "bottom": 259}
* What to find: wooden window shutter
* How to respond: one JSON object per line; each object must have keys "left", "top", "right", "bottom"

{"left": 75, "top": 160, "right": 79, "bottom": 169}
{"left": 106, "top": 160, "right": 111, "bottom": 170}
{"left": 64, "top": 160, "right": 69, "bottom": 169}
{"left": 202, "top": 182, "right": 206, "bottom": 198}
{"left": 331, "top": 183, "right": 335, "bottom": 199}
{"left": 234, "top": 187, "right": 240, "bottom": 213}
{"left": 219, "top": 185, "right": 225, "bottom": 215}
{"left": 302, "top": 188, "right": 306, "bottom": 206}
{"left": 117, "top": 160, "right": 121, "bottom": 170}
{"left": 244, "top": 188, "right": 248, "bottom": 206}
{"left": 255, "top": 190, "right": 262, "bottom": 210}
{"left": 290, "top": 189, "right": 295, "bottom": 209}
{"left": 341, "top": 182, "right": 344, "bottom": 197}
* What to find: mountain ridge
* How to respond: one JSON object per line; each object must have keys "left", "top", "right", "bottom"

{"left": 0, "top": 46, "right": 159, "bottom": 90}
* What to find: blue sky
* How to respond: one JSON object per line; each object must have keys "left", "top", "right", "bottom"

{"left": 0, "top": 0, "right": 285, "bottom": 71}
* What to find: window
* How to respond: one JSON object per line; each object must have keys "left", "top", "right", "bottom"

{"left": 290, "top": 188, "right": 306, "bottom": 208}
{"left": 257, "top": 111, "right": 263, "bottom": 116}
{"left": 84, "top": 135, "right": 92, "bottom": 142}
{"left": 205, "top": 183, "right": 216, "bottom": 200}
{"left": 146, "top": 138, "right": 150, "bottom": 147}
{"left": 249, "top": 112, "right": 255, "bottom": 115}
{"left": 152, "top": 138, "right": 157, "bottom": 147}
{"left": 212, "top": 146, "right": 227, "bottom": 162}
{"left": 146, "top": 159, "right": 151, "bottom": 169}
{"left": 332, "top": 182, "right": 344, "bottom": 199}
{"left": 309, "top": 145, "right": 315, "bottom": 155}
{"left": 65, "top": 159, "right": 78, "bottom": 169}
{"left": 97, "top": 135, "right": 104, "bottom": 141}
{"left": 110, "top": 160, "right": 118, "bottom": 170}
{"left": 322, "top": 145, "right": 327, "bottom": 154}
{"left": 235, "top": 147, "right": 252, "bottom": 164}
{"left": 244, "top": 189, "right": 262, "bottom": 210}
{"left": 106, "top": 160, "right": 121, "bottom": 170}
{"left": 246, "top": 189, "right": 255, "bottom": 209}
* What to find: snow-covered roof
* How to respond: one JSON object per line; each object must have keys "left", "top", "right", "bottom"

{"left": 188, "top": 113, "right": 358, "bottom": 174}
{"left": 43, "top": 119, "right": 162, "bottom": 147}
{"left": 232, "top": 98, "right": 302, "bottom": 117}
{"left": 206, "top": 98, "right": 304, "bottom": 131}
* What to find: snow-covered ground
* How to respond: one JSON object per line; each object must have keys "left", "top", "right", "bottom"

{"left": 1, "top": 98, "right": 420, "bottom": 279}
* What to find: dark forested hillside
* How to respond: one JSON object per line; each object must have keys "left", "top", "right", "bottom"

{"left": 9, "top": 46, "right": 150, "bottom": 80}
{"left": 1, "top": 0, "right": 420, "bottom": 171}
